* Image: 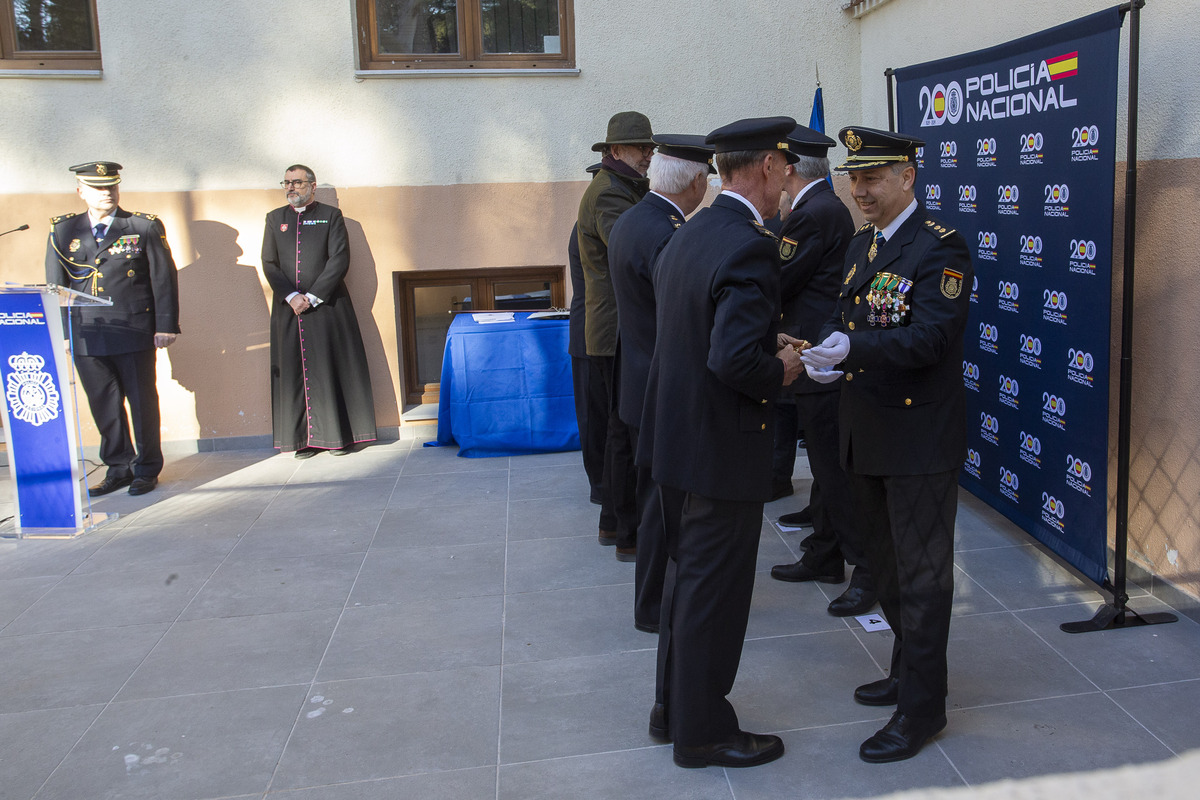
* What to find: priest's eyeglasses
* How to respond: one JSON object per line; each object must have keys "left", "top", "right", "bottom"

{"left": 280, "top": 180, "right": 311, "bottom": 188}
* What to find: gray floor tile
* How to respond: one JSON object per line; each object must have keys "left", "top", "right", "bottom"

{"left": 724, "top": 722, "right": 965, "bottom": 799}
{"left": 232, "top": 509, "right": 381, "bottom": 558}
{"left": 502, "top": 583, "right": 652, "bottom": 665}
{"left": 498, "top": 748, "right": 732, "bottom": 800}
{"left": 508, "top": 450, "right": 584, "bottom": 470}
{"left": 271, "top": 668, "right": 501, "bottom": 789}
{"left": 117, "top": 487, "right": 274, "bottom": 527}
{"left": 2, "top": 567, "right": 208, "bottom": 636}
{"left": 72, "top": 522, "right": 244, "bottom": 575}
{"left": 1016, "top": 600, "right": 1200, "bottom": 689}
{"left": 950, "top": 564, "right": 1009, "bottom": 616}
{"left": 745, "top": 569, "right": 854, "bottom": 640}
{"left": 0, "top": 535, "right": 116, "bottom": 580}
{"left": 349, "top": 542, "right": 505, "bottom": 606}
{"left": 288, "top": 448, "right": 410, "bottom": 482}
{"left": 1109, "top": 678, "right": 1200, "bottom": 753}
{"left": 388, "top": 469, "right": 510, "bottom": 509}
{"left": 372, "top": 501, "right": 509, "bottom": 549}
{"left": 733, "top": 631, "right": 893, "bottom": 733}
{"left": 954, "top": 490, "right": 1033, "bottom": 551}
{"left": 508, "top": 464, "right": 591, "bottom": 501}
{"left": 505, "top": 536, "right": 631, "bottom": 594}
{"left": 181, "top": 552, "right": 364, "bottom": 620}
{"left": 754, "top": 522, "right": 809, "bottom": 574}
{"left": 0, "top": 705, "right": 104, "bottom": 800}
{"left": 500, "top": 650, "right": 658, "bottom": 764}
{"left": 399, "top": 445, "right": 507, "bottom": 475}
{"left": 266, "top": 476, "right": 399, "bottom": 518}
{"left": 318, "top": 595, "right": 502, "bottom": 680}
{"left": 954, "top": 543, "right": 1098, "bottom": 611}
{"left": 37, "top": 685, "right": 307, "bottom": 800}
{"left": 116, "top": 609, "right": 340, "bottom": 700}
{"left": 939, "top": 693, "right": 1174, "bottom": 785}
{"left": 507, "top": 497, "right": 597, "bottom": 542}
{"left": 0, "top": 575, "right": 59, "bottom": 630}
{"left": 947, "top": 612, "right": 1097, "bottom": 709}
{"left": 0, "top": 624, "right": 167, "bottom": 712}
{"left": 271, "top": 767, "right": 497, "bottom": 799}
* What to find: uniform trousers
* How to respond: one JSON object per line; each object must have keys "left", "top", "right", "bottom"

{"left": 796, "top": 390, "right": 872, "bottom": 590}
{"left": 656, "top": 485, "right": 763, "bottom": 747}
{"left": 846, "top": 467, "right": 958, "bottom": 718}
{"left": 571, "top": 354, "right": 607, "bottom": 509}
{"left": 75, "top": 348, "right": 163, "bottom": 480}
{"left": 628, "top": 425, "right": 666, "bottom": 629}
{"left": 594, "top": 355, "right": 636, "bottom": 547}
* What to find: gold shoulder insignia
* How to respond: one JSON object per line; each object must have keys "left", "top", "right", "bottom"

{"left": 925, "top": 220, "right": 935, "bottom": 226}
{"left": 856, "top": 222, "right": 873, "bottom": 235}
{"left": 752, "top": 220, "right": 778, "bottom": 240}
{"left": 920, "top": 219, "right": 956, "bottom": 240}
{"left": 132, "top": 211, "right": 158, "bottom": 221}
{"left": 50, "top": 212, "right": 79, "bottom": 225}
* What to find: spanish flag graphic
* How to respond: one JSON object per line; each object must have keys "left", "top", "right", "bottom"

{"left": 1046, "top": 50, "right": 1078, "bottom": 80}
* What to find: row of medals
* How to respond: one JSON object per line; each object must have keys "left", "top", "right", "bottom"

{"left": 866, "top": 271, "right": 913, "bottom": 328}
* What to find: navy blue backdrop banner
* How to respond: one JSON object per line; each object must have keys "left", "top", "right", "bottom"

{"left": 895, "top": 7, "right": 1123, "bottom": 587}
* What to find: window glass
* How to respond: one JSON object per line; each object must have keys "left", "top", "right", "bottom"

{"left": 374, "top": 0, "right": 458, "bottom": 55}
{"left": 481, "top": 0, "right": 560, "bottom": 55}
{"left": 12, "top": 0, "right": 95, "bottom": 52}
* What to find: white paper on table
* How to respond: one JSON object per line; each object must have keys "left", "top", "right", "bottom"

{"left": 471, "top": 312, "right": 515, "bottom": 324}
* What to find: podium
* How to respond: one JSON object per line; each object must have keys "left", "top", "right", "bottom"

{"left": 0, "top": 284, "right": 117, "bottom": 537}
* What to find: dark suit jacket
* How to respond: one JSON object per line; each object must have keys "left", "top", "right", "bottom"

{"left": 779, "top": 181, "right": 854, "bottom": 395}
{"left": 609, "top": 192, "right": 683, "bottom": 429}
{"left": 641, "top": 193, "right": 785, "bottom": 502}
{"left": 45, "top": 208, "right": 180, "bottom": 356}
{"left": 823, "top": 206, "right": 973, "bottom": 476}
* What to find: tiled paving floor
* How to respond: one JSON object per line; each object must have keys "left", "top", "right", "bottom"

{"left": 1, "top": 427, "right": 1198, "bottom": 799}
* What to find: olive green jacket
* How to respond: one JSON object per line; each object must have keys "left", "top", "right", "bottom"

{"left": 577, "top": 167, "right": 649, "bottom": 357}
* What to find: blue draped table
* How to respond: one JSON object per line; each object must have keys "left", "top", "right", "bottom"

{"left": 430, "top": 312, "right": 580, "bottom": 458}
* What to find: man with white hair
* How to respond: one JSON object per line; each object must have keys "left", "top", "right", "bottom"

{"left": 609, "top": 135, "right": 716, "bottom": 634}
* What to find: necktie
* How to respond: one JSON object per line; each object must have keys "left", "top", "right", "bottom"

{"left": 93, "top": 223, "right": 107, "bottom": 241}
{"left": 868, "top": 229, "right": 885, "bottom": 263}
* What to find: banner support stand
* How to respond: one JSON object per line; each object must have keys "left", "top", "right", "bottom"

{"left": 1060, "top": 0, "right": 1174, "bottom": 633}
{"left": 884, "top": 68, "right": 896, "bottom": 131}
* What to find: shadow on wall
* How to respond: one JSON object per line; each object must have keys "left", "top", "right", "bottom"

{"left": 316, "top": 187, "right": 400, "bottom": 427}
{"left": 169, "top": 220, "right": 272, "bottom": 438}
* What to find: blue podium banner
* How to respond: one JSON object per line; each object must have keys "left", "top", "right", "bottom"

{"left": 0, "top": 289, "right": 82, "bottom": 529}
{"left": 895, "top": 7, "right": 1123, "bottom": 586}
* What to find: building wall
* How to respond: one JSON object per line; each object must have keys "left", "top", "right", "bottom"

{"left": 856, "top": 0, "right": 1200, "bottom": 601}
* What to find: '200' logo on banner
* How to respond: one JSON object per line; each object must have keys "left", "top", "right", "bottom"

{"left": 1072, "top": 125, "right": 1099, "bottom": 148}
{"left": 1045, "top": 184, "right": 1070, "bottom": 203}
{"left": 1044, "top": 290, "right": 1068, "bottom": 310}
{"left": 1020, "top": 132, "right": 1044, "bottom": 153}
{"left": 1042, "top": 492, "right": 1066, "bottom": 519}
{"left": 925, "top": 185, "right": 942, "bottom": 201}
{"left": 918, "top": 82, "right": 965, "bottom": 126}
{"left": 1070, "top": 239, "right": 1097, "bottom": 260}
{"left": 1020, "top": 235, "right": 1042, "bottom": 254}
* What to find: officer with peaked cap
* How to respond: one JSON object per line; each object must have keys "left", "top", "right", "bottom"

{"left": 45, "top": 162, "right": 180, "bottom": 497}
{"left": 769, "top": 124, "right": 878, "bottom": 619}
{"left": 578, "top": 111, "right": 655, "bottom": 563}
{"left": 609, "top": 134, "right": 715, "bottom": 636}
{"left": 800, "top": 126, "right": 973, "bottom": 762}
{"left": 639, "top": 117, "right": 804, "bottom": 768}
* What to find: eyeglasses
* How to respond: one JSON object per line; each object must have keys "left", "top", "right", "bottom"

{"left": 280, "top": 180, "right": 310, "bottom": 188}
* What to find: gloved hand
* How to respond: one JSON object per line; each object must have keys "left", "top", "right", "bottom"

{"left": 805, "top": 363, "right": 844, "bottom": 384}
{"left": 800, "top": 331, "right": 849, "bottom": 369}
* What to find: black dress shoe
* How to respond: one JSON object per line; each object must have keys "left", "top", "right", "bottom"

{"left": 769, "top": 481, "right": 794, "bottom": 501}
{"left": 674, "top": 731, "right": 784, "bottom": 768}
{"left": 294, "top": 448, "right": 318, "bottom": 460}
{"left": 615, "top": 546, "right": 636, "bottom": 562}
{"left": 777, "top": 507, "right": 813, "bottom": 527}
{"left": 598, "top": 529, "right": 617, "bottom": 546}
{"left": 770, "top": 561, "right": 844, "bottom": 584}
{"left": 827, "top": 586, "right": 878, "bottom": 617}
{"left": 859, "top": 711, "right": 946, "bottom": 763}
{"left": 648, "top": 703, "right": 670, "bottom": 742}
{"left": 128, "top": 477, "right": 158, "bottom": 496}
{"left": 88, "top": 475, "right": 133, "bottom": 497}
{"left": 854, "top": 676, "right": 899, "bottom": 706}
{"left": 331, "top": 445, "right": 354, "bottom": 456}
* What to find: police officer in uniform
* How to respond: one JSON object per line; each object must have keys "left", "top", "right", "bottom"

{"left": 640, "top": 117, "right": 804, "bottom": 768}
{"left": 609, "top": 134, "right": 715, "bottom": 634}
{"left": 45, "top": 162, "right": 180, "bottom": 497}
{"left": 801, "top": 127, "right": 973, "bottom": 762}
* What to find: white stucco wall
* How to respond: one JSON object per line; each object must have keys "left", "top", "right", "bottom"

{"left": 1, "top": 0, "right": 861, "bottom": 194}
{"left": 856, "top": 0, "right": 1200, "bottom": 162}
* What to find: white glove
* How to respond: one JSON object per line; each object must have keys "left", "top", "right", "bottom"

{"left": 805, "top": 363, "right": 844, "bottom": 384}
{"left": 800, "top": 331, "right": 850, "bottom": 369}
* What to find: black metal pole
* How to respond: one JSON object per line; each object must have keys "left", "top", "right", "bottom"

{"left": 885, "top": 68, "right": 895, "bottom": 131}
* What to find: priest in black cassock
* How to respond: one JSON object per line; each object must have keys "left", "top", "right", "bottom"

{"left": 261, "top": 164, "right": 376, "bottom": 458}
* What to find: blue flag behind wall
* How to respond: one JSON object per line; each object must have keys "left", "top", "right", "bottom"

{"left": 809, "top": 82, "right": 834, "bottom": 188}
{"left": 893, "top": 6, "right": 1124, "bottom": 587}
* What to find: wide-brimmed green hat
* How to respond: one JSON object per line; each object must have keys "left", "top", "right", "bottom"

{"left": 591, "top": 111, "right": 655, "bottom": 152}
